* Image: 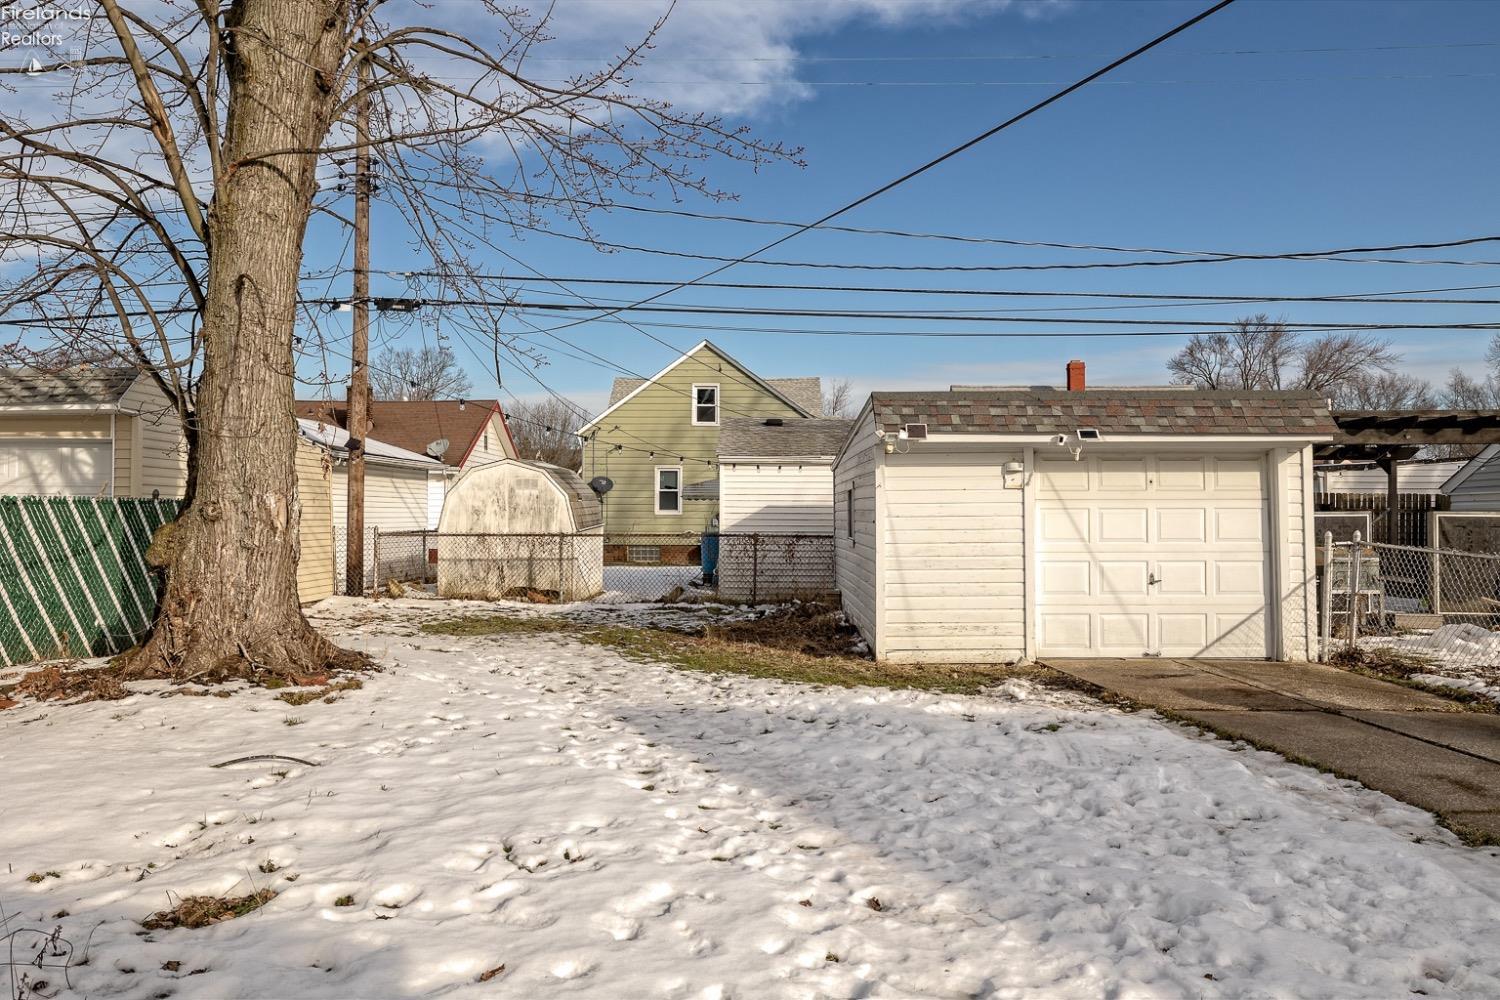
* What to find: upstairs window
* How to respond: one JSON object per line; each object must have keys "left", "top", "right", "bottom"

{"left": 691, "top": 384, "right": 719, "bottom": 426}
{"left": 655, "top": 466, "right": 682, "bottom": 515}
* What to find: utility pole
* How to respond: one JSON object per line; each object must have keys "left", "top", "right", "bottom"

{"left": 346, "top": 43, "right": 371, "bottom": 595}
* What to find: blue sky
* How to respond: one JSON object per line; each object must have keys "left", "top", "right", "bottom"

{"left": 303, "top": 0, "right": 1500, "bottom": 413}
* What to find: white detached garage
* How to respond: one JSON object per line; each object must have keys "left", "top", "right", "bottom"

{"left": 833, "top": 369, "right": 1336, "bottom": 663}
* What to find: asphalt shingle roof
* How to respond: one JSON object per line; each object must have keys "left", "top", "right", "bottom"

{"left": 717, "top": 417, "right": 854, "bottom": 458}
{"left": 0, "top": 366, "right": 138, "bottom": 407}
{"left": 607, "top": 376, "right": 822, "bottom": 415}
{"left": 294, "top": 399, "right": 511, "bottom": 467}
{"left": 871, "top": 389, "right": 1338, "bottom": 437}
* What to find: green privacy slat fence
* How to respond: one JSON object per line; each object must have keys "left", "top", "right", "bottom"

{"left": 0, "top": 496, "right": 183, "bottom": 667}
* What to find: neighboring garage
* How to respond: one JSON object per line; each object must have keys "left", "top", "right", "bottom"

{"left": 832, "top": 363, "right": 1337, "bottom": 664}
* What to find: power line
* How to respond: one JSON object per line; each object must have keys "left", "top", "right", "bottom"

{"left": 529, "top": 0, "right": 1242, "bottom": 338}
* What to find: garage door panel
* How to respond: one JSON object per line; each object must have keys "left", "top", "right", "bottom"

{"left": 1036, "top": 453, "right": 1269, "bottom": 659}
{"left": 1157, "top": 560, "right": 1207, "bottom": 595}
{"left": 1039, "top": 613, "right": 1090, "bottom": 649}
{"left": 1214, "top": 507, "right": 1263, "bottom": 542}
{"left": 1214, "top": 459, "right": 1263, "bottom": 490}
{"left": 1099, "top": 507, "right": 1148, "bottom": 542}
{"left": 1157, "top": 459, "right": 1207, "bottom": 490}
{"left": 1038, "top": 463, "right": 1089, "bottom": 492}
{"left": 1158, "top": 614, "right": 1209, "bottom": 650}
{"left": 1099, "top": 614, "right": 1148, "bottom": 650}
{"left": 1098, "top": 560, "right": 1149, "bottom": 596}
{"left": 1040, "top": 560, "right": 1090, "bottom": 596}
{"left": 1157, "top": 508, "right": 1207, "bottom": 542}
{"left": 1099, "top": 460, "right": 1148, "bottom": 490}
{"left": 1039, "top": 506, "right": 1089, "bottom": 542}
{"left": 0, "top": 441, "right": 111, "bottom": 496}
{"left": 1215, "top": 561, "right": 1265, "bottom": 595}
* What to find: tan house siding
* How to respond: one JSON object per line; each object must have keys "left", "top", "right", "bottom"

{"left": 460, "top": 411, "right": 518, "bottom": 468}
{"left": 295, "top": 438, "right": 335, "bottom": 603}
{"left": 113, "top": 414, "right": 132, "bottom": 493}
{"left": 583, "top": 344, "right": 807, "bottom": 536}
{"left": 118, "top": 377, "right": 188, "bottom": 497}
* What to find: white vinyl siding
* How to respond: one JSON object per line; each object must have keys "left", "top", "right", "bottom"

{"left": 719, "top": 462, "right": 833, "bottom": 533}
{"left": 654, "top": 466, "right": 682, "bottom": 515}
{"left": 427, "top": 471, "right": 447, "bottom": 529}
{"left": 691, "top": 384, "right": 719, "bottom": 426}
{"left": 833, "top": 438, "right": 878, "bottom": 651}
{"left": 118, "top": 375, "right": 188, "bottom": 497}
{"left": 1279, "top": 446, "right": 1318, "bottom": 661}
{"left": 1319, "top": 462, "right": 1464, "bottom": 494}
{"left": 331, "top": 462, "right": 431, "bottom": 590}
{"left": 1447, "top": 450, "right": 1500, "bottom": 510}
{"left": 881, "top": 443, "right": 1024, "bottom": 664}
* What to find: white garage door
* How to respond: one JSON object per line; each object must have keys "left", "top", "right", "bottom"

{"left": 1035, "top": 454, "right": 1270, "bottom": 658}
{"left": 0, "top": 440, "right": 112, "bottom": 496}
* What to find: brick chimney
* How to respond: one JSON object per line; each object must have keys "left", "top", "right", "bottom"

{"left": 1065, "top": 359, "right": 1085, "bottom": 392}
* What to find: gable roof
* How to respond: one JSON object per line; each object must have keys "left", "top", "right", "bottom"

{"left": 0, "top": 366, "right": 140, "bottom": 409}
{"left": 869, "top": 389, "right": 1338, "bottom": 438}
{"left": 718, "top": 417, "right": 854, "bottom": 459}
{"left": 580, "top": 340, "right": 818, "bottom": 433}
{"left": 294, "top": 399, "right": 515, "bottom": 468}
{"left": 1440, "top": 445, "right": 1500, "bottom": 494}
{"left": 295, "top": 418, "right": 443, "bottom": 470}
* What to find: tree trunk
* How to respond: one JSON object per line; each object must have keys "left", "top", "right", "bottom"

{"left": 120, "top": 0, "right": 362, "bottom": 682}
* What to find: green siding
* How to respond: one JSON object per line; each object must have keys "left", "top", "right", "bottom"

{"left": 581, "top": 346, "right": 807, "bottom": 536}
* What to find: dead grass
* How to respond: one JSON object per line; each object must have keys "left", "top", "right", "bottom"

{"left": 420, "top": 612, "right": 1090, "bottom": 697}
{"left": 141, "top": 889, "right": 276, "bottom": 930}
{"left": 1328, "top": 646, "right": 1498, "bottom": 714}
{"left": 15, "top": 663, "right": 129, "bottom": 704}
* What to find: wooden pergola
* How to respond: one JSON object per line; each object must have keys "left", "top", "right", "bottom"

{"left": 1319, "top": 411, "right": 1500, "bottom": 532}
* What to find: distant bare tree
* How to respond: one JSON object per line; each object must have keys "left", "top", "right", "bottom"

{"left": 1334, "top": 372, "right": 1434, "bottom": 410}
{"left": 506, "top": 399, "right": 584, "bottom": 470}
{"left": 1167, "top": 315, "right": 1398, "bottom": 396}
{"left": 823, "top": 378, "right": 857, "bottom": 418}
{"left": 371, "top": 347, "right": 472, "bottom": 401}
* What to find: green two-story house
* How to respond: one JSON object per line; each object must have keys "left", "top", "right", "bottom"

{"left": 577, "top": 341, "right": 820, "bottom": 554}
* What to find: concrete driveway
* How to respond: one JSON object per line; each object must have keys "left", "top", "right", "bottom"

{"left": 1045, "top": 658, "right": 1500, "bottom": 843}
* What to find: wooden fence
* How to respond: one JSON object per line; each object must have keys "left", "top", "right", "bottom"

{"left": 1314, "top": 490, "right": 1449, "bottom": 547}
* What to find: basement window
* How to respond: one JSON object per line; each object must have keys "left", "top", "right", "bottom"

{"left": 627, "top": 545, "right": 661, "bottom": 564}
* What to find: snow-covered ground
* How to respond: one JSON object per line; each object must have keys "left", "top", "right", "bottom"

{"left": 5, "top": 598, "right": 1500, "bottom": 998}
{"left": 1360, "top": 624, "right": 1500, "bottom": 703}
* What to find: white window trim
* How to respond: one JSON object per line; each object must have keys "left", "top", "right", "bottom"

{"left": 690, "top": 383, "right": 720, "bottom": 426}
{"left": 654, "top": 465, "right": 683, "bottom": 516}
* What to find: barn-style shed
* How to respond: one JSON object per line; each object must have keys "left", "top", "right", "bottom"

{"left": 435, "top": 458, "right": 603, "bottom": 601}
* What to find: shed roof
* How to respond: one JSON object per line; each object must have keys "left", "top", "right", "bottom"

{"left": 607, "top": 376, "right": 823, "bottom": 416}
{"left": 0, "top": 366, "right": 139, "bottom": 408}
{"left": 294, "top": 399, "right": 514, "bottom": 467}
{"left": 870, "top": 389, "right": 1338, "bottom": 437}
{"left": 718, "top": 417, "right": 854, "bottom": 458}
{"left": 296, "top": 418, "right": 443, "bottom": 469}
{"left": 517, "top": 460, "right": 603, "bottom": 530}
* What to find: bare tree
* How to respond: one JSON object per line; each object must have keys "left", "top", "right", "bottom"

{"left": 822, "top": 377, "right": 857, "bottom": 418}
{"left": 0, "top": 2, "right": 799, "bottom": 681}
{"left": 1334, "top": 372, "right": 1434, "bottom": 410}
{"left": 371, "top": 346, "right": 471, "bottom": 400}
{"left": 1167, "top": 315, "right": 1399, "bottom": 396}
{"left": 506, "top": 398, "right": 584, "bottom": 469}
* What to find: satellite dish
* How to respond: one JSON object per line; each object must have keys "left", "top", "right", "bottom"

{"left": 426, "top": 438, "right": 450, "bottom": 458}
{"left": 588, "top": 476, "right": 614, "bottom": 496}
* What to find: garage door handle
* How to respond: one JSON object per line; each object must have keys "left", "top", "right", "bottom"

{"left": 1148, "top": 572, "right": 1160, "bottom": 586}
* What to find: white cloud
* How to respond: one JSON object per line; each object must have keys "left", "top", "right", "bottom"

{"left": 428, "top": 0, "right": 1073, "bottom": 116}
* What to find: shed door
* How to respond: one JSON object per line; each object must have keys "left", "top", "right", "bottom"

{"left": 1035, "top": 454, "right": 1270, "bottom": 658}
{"left": 0, "top": 440, "right": 112, "bottom": 496}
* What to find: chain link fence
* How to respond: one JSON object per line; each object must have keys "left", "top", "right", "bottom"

{"left": 370, "top": 530, "right": 836, "bottom": 605}
{"left": 1321, "top": 531, "right": 1500, "bottom": 677}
